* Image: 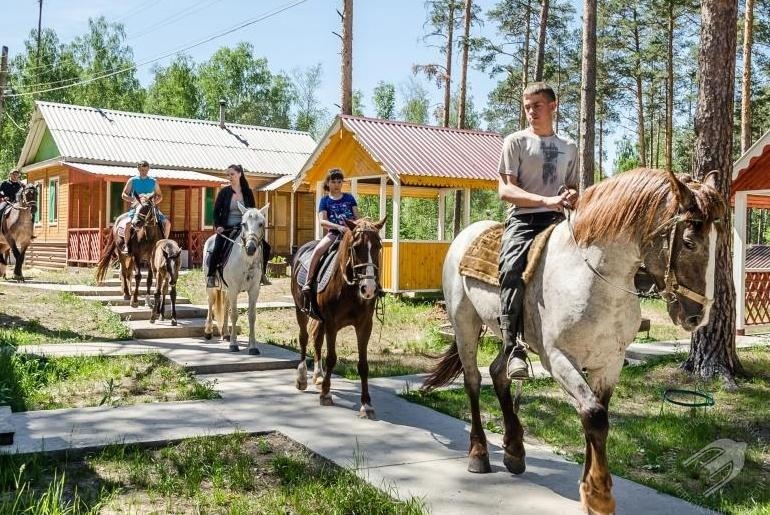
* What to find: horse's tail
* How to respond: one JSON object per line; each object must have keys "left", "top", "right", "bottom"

{"left": 213, "top": 289, "right": 227, "bottom": 333}
{"left": 95, "top": 231, "right": 116, "bottom": 283}
{"left": 421, "top": 339, "right": 464, "bottom": 392}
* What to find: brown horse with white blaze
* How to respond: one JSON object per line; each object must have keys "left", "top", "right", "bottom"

{"left": 291, "top": 217, "right": 386, "bottom": 418}
{"left": 149, "top": 239, "right": 182, "bottom": 326}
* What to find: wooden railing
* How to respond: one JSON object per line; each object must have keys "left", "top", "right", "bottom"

{"left": 169, "top": 230, "right": 214, "bottom": 266}
{"left": 67, "top": 229, "right": 110, "bottom": 263}
{"left": 745, "top": 271, "right": 770, "bottom": 325}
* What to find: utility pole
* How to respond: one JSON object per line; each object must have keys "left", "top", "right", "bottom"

{"left": 340, "top": 0, "right": 353, "bottom": 115}
{"left": 0, "top": 46, "right": 8, "bottom": 136}
{"left": 36, "top": 0, "right": 44, "bottom": 69}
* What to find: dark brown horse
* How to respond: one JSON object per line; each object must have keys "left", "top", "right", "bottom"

{"left": 291, "top": 217, "right": 386, "bottom": 418}
{"left": 0, "top": 184, "right": 37, "bottom": 281}
{"left": 149, "top": 239, "right": 182, "bottom": 326}
{"left": 96, "top": 194, "right": 163, "bottom": 308}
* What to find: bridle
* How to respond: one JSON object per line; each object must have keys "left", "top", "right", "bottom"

{"left": 134, "top": 198, "right": 158, "bottom": 228}
{"left": 342, "top": 227, "right": 381, "bottom": 288}
{"left": 565, "top": 208, "right": 715, "bottom": 308}
{"left": 10, "top": 185, "right": 37, "bottom": 214}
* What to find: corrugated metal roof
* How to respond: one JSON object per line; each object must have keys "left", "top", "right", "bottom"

{"left": 261, "top": 174, "right": 294, "bottom": 191}
{"left": 340, "top": 115, "right": 503, "bottom": 182}
{"left": 747, "top": 245, "right": 770, "bottom": 270}
{"left": 67, "top": 163, "right": 227, "bottom": 186}
{"left": 22, "top": 101, "right": 316, "bottom": 176}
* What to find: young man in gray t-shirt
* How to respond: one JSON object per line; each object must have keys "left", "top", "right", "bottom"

{"left": 497, "top": 82, "right": 578, "bottom": 379}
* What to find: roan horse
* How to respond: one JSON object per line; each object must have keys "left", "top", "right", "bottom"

{"left": 203, "top": 203, "right": 269, "bottom": 354}
{"left": 0, "top": 184, "right": 38, "bottom": 281}
{"left": 422, "top": 168, "right": 725, "bottom": 514}
{"left": 96, "top": 194, "right": 163, "bottom": 307}
{"left": 290, "top": 217, "right": 386, "bottom": 418}
{"left": 149, "top": 239, "right": 182, "bottom": 326}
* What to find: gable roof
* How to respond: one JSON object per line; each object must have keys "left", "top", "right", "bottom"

{"left": 296, "top": 115, "right": 503, "bottom": 187}
{"left": 17, "top": 101, "right": 316, "bottom": 177}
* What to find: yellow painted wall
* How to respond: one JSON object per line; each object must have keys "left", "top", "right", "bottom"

{"left": 380, "top": 241, "right": 449, "bottom": 291}
{"left": 304, "top": 127, "right": 384, "bottom": 184}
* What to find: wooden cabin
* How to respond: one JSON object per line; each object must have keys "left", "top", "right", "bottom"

{"left": 16, "top": 101, "right": 317, "bottom": 268}
{"left": 294, "top": 115, "right": 503, "bottom": 293}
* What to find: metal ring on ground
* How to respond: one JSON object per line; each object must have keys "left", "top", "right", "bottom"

{"left": 662, "top": 388, "right": 715, "bottom": 408}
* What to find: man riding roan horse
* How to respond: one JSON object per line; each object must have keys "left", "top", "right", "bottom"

{"left": 0, "top": 169, "right": 24, "bottom": 224}
{"left": 117, "top": 160, "right": 171, "bottom": 252}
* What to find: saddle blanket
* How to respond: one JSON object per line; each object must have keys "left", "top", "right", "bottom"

{"left": 294, "top": 241, "right": 340, "bottom": 294}
{"left": 459, "top": 223, "right": 556, "bottom": 287}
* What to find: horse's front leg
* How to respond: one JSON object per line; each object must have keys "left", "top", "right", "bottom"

{"left": 295, "top": 307, "right": 310, "bottom": 390}
{"left": 489, "top": 346, "right": 526, "bottom": 474}
{"left": 246, "top": 288, "right": 260, "bottom": 355}
{"left": 310, "top": 320, "right": 325, "bottom": 387}
{"left": 150, "top": 273, "right": 162, "bottom": 324}
{"left": 168, "top": 279, "right": 177, "bottom": 326}
{"left": 227, "top": 293, "right": 240, "bottom": 352}
{"left": 131, "top": 262, "right": 142, "bottom": 308}
{"left": 318, "top": 325, "right": 338, "bottom": 406}
{"left": 121, "top": 257, "right": 132, "bottom": 300}
{"left": 355, "top": 316, "right": 375, "bottom": 419}
{"left": 145, "top": 264, "right": 154, "bottom": 308}
{"left": 11, "top": 243, "right": 25, "bottom": 281}
{"left": 549, "top": 350, "right": 618, "bottom": 515}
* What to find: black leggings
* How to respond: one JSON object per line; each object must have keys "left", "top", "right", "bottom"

{"left": 208, "top": 228, "right": 271, "bottom": 278}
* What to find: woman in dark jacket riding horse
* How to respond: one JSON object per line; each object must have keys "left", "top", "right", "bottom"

{"left": 207, "top": 164, "right": 271, "bottom": 288}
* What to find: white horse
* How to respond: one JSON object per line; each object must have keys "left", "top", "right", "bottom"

{"left": 203, "top": 203, "right": 269, "bottom": 354}
{"left": 422, "top": 169, "right": 725, "bottom": 515}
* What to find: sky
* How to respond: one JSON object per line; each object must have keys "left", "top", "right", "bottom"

{"left": 1, "top": 0, "right": 618, "bottom": 167}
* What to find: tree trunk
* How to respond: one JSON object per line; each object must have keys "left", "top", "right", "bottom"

{"left": 555, "top": 46, "right": 561, "bottom": 132}
{"left": 666, "top": 0, "right": 674, "bottom": 171}
{"left": 741, "top": 0, "right": 754, "bottom": 153}
{"left": 535, "top": 0, "right": 550, "bottom": 81}
{"left": 443, "top": 2, "right": 456, "bottom": 129}
{"left": 455, "top": 0, "right": 473, "bottom": 236}
{"left": 633, "top": 8, "right": 647, "bottom": 167}
{"left": 340, "top": 0, "right": 354, "bottom": 115}
{"left": 578, "top": 0, "right": 597, "bottom": 191}
{"left": 598, "top": 109, "right": 603, "bottom": 180}
{"left": 520, "top": 0, "right": 532, "bottom": 129}
{"left": 683, "top": 0, "right": 742, "bottom": 386}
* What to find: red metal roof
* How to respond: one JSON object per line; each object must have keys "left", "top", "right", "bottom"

{"left": 340, "top": 115, "right": 502, "bottom": 183}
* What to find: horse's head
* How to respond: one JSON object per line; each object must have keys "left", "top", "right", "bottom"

{"left": 133, "top": 192, "right": 157, "bottom": 229}
{"left": 18, "top": 184, "right": 37, "bottom": 217}
{"left": 642, "top": 171, "right": 726, "bottom": 331}
{"left": 238, "top": 202, "right": 268, "bottom": 257}
{"left": 342, "top": 217, "right": 387, "bottom": 300}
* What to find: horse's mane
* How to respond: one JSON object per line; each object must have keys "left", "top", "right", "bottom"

{"left": 571, "top": 168, "right": 724, "bottom": 246}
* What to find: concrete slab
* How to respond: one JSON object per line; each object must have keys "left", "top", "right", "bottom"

{"left": 189, "top": 300, "right": 295, "bottom": 311}
{"left": 111, "top": 304, "right": 207, "bottom": 321}
{"left": 15, "top": 283, "right": 121, "bottom": 296}
{"left": 88, "top": 295, "right": 192, "bottom": 306}
{"left": 126, "top": 318, "right": 208, "bottom": 339}
{"left": 18, "top": 339, "right": 303, "bottom": 375}
{"left": 0, "top": 406, "right": 13, "bottom": 446}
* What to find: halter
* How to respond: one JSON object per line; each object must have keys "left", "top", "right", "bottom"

{"left": 134, "top": 198, "right": 158, "bottom": 228}
{"left": 565, "top": 209, "right": 713, "bottom": 308}
{"left": 10, "top": 185, "right": 37, "bottom": 213}
{"left": 342, "top": 227, "right": 381, "bottom": 287}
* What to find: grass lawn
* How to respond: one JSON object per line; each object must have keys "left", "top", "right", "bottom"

{"left": 0, "top": 432, "right": 425, "bottom": 514}
{"left": 636, "top": 298, "right": 691, "bottom": 342}
{"left": 0, "top": 286, "right": 131, "bottom": 346}
{"left": 403, "top": 347, "right": 770, "bottom": 515}
{"left": 0, "top": 352, "right": 218, "bottom": 412}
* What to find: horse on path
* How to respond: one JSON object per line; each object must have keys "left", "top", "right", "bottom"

{"left": 96, "top": 194, "right": 162, "bottom": 307}
{"left": 203, "top": 203, "right": 269, "bottom": 354}
{"left": 422, "top": 169, "right": 725, "bottom": 514}
{"left": 290, "top": 217, "right": 386, "bottom": 419}
{"left": 0, "top": 184, "right": 38, "bottom": 281}
{"left": 149, "top": 239, "right": 182, "bottom": 326}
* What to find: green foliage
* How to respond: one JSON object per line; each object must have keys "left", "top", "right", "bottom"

{"left": 352, "top": 89, "right": 366, "bottom": 116}
{"left": 400, "top": 78, "right": 430, "bottom": 124}
{"left": 372, "top": 81, "right": 397, "bottom": 119}
{"left": 613, "top": 136, "right": 642, "bottom": 174}
{"left": 143, "top": 55, "right": 200, "bottom": 118}
{"left": 292, "top": 63, "right": 329, "bottom": 137}
{"left": 197, "top": 42, "right": 295, "bottom": 128}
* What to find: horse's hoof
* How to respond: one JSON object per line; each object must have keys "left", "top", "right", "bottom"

{"left": 503, "top": 452, "right": 526, "bottom": 475}
{"left": 467, "top": 454, "right": 491, "bottom": 474}
{"left": 580, "top": 481, "right": 616, "bottom": 515}
{"left": 248, "top": 347, "right": 260, "bottom": 355}
{"left": 314, "top": 375, "right": 324, "bottom": 386}
{"left": 358, "top": 404, "right": 376, "bottom": 419}
{"left": 171, "top": 320, "right": 177, "bottom": 326}
{"left": 319, "top": 394, "right": 334, "bottom": 406}
{"left": 130, "top": 302, "right": 139, "bottom": 308}
{"left": 123, "top": 294, "right": 131, "bottom": 300}
{"left": 229, "top": 344, "right": 239, "bottom": 352}
{"left": 204, "top": 332, "right": 212, "bottom": 340}
{"left": 149, "top": 318, "right": 156, "bottom": 324}
{"left": 296, "top": 378, "right": 308, "bottom": 390}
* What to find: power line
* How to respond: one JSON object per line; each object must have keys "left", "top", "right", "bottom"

{"left": 127, "top": 0, "right": 224, "bottom": 41}
{"left": 114, "top": 0, "right": 165, "bottom": 23}
{"left": 6, "top": 0, "right": 311, "bottom": 98}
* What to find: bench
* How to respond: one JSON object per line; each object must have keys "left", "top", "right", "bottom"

{"left": 0, "top": 405, "right": 14, "bottom": 446}
{"left": 638, "top": 318, "right": 651, "bottom": 339}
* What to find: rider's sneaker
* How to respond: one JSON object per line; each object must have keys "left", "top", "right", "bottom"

{"left": 206, "top": 275, "right": 218, "bottom": 288}
{"left": 507, "top": 348, "right": 530, "bottom": 380}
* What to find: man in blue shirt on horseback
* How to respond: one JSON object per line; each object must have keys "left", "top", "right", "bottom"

{"left": 119, "top": 160, "right": 171, "bottom": 253}
{"left": 497, "top": 83, "right": 578, "bottom": 379}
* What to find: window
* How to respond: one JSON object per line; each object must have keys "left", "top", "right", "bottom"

{"left": 110, "top": 182, "right": 125, "bottom": 222}
{"left": 48, "top": 177, "right": 59, "bottom": 224}
{"left": 33, "top": 181, "right": 42, "bottom": 225}
{"left": 203, "top": 187, "right": 215, "bottom": 227}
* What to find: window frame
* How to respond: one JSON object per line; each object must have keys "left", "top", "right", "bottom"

{"left": 47, "top": 176, "right": 59, "bottom": 225}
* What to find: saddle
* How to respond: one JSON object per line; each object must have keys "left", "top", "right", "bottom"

{"left": 458, "top": 222, "right": 557, "bottom": 287}
{"left": 294, "top": 240, "right": 341, "bottom": 320}
{"left": 204, "top": 227, "right": 242, "bottom": 287}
